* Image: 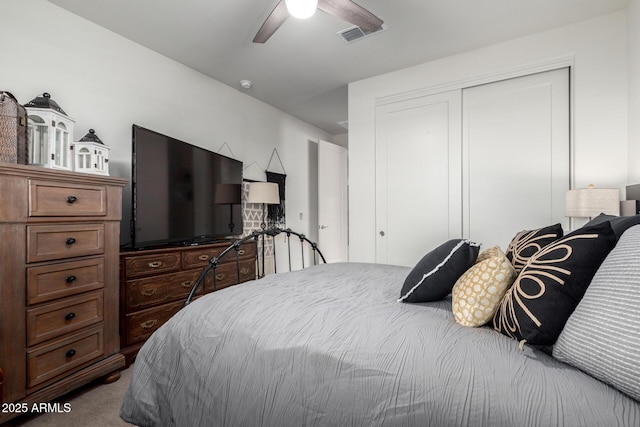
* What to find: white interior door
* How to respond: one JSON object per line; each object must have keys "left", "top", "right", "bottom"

{"left": 462, "top": 68, "right": 570, "bottom": 249}
{"left": 375, "top": 90, "right": 462, "bottom": 266}
{"left": 318, "top": 140, "right": 348, "bottom": 263}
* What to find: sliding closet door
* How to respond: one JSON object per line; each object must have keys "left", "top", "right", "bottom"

{"left": 375, "top": 91, "right": 462, "bottom": 266}
{"left": 462, "top": 68, "right": 570, "bottom": 249}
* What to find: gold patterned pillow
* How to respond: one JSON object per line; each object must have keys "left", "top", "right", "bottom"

{"left": 451, "top": 246, "right": 517, "bottom": 327}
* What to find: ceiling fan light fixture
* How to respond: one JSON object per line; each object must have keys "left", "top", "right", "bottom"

{"left": 285, "top": 0, "right": 318, "bottom": 19}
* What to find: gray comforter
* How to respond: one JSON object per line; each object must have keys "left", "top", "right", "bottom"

{"left": 120, "top": 263, "right": 640, "bottom": 426}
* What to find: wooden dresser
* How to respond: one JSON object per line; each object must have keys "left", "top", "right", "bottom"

{"left": 119, "top": 240, "right": 256, "bottom": 366}
{"left": 0, "top": 164, "right": 126, "bottom": 424}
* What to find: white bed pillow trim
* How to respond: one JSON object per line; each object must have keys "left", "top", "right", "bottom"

{"left": 397, "top": 240, "right": 480, "bottom": 303}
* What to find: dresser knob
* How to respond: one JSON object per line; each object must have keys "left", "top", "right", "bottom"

{"left": 198, "top": 254, "right": 209, "bottom": 261}
{"left": 215, "top": 273, "right": 226, "bottom": 280}
{"left": 65, "top": 237, "right": 76, "bottom": 245}
{"left": 180, "top": 281, "right": 193, "bottom": 288}
{"left": 65, "top": 312, "right": 76, "bottom": 321}
{"left": 65, "top": 275, "right": 76, "bottom": 283}
{"left": 140, "top": 289, "right": 156, "bottom": 297}
{"left": 148, "top": 261, "right": 162, "bottom": 268}
{"left": 65, "top": 349, "right": 76, "bottom": 358}
{"left": 66, "top": 196, "right": 77, "bottom": 204}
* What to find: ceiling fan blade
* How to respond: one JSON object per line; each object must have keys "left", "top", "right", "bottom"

{"left": 317, "top": 0, "right": 383, "bottom": 32}
{"left": 253, "top": 0, "right": 290, "bottom": 43}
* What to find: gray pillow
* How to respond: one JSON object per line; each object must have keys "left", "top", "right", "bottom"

{"left": 553, "top": 225, "right": 640, "bottom": 401}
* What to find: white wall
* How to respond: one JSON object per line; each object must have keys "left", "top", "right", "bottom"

{"left": 349, "top": 12, "right": 628, "bottom": 263}
{"left": 628, "top": 0, "right": 640, "bottom": 184}
{"left": 0, "top": 0, "right": 332, "bottom": 245}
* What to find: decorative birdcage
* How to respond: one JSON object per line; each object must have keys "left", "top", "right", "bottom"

{"left": 73, "top": 129, "right": 110, "bottom": 175}
{"left": 24, "top": 93, "right": 74, "bottom": 170}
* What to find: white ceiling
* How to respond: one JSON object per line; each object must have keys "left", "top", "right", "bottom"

{"left": 47, "top": 0, "right": 628, "bottom": 135}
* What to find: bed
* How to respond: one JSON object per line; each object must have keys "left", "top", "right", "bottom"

{"left": 120, "top": 221, "right": 640, "bottom": 426}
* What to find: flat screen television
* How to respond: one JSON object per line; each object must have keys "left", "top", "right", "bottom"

{"left": 130, "top": 125, "right": 243, "bottom": 249}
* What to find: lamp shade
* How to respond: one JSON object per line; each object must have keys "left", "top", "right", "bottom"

{"left": 213, "top": 183, "right": 241, "bottom": 204}
{"left": 565, "top": 187, "right": 620, "bottom": 218}
{"left": 247, "top": 182, "right": 280, "bottom": 204}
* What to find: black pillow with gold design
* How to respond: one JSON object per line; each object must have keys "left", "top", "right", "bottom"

{"left": 505, "top": 223, "right": 563, "bottom": 273}
{"left": 493, "top": 221, "right": 616, "bottom": 346}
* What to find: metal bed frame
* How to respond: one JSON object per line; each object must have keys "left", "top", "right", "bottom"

{"left": 184, "top": 227, "right": 326, "bottom": 306}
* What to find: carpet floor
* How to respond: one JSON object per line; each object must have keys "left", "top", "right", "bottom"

{"left": 11, "top": 365, "right": 134, "bottom": 427}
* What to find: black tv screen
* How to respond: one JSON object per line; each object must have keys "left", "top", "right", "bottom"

{"left": 131, "top": 125, "right": 243, "bottom": 248}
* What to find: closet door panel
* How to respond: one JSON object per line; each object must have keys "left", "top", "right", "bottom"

{"left": 462, "top": 68, "right": 570, "bottom": 248}
{"left": 375, "top": 91, "right": 462, "bottom": 266}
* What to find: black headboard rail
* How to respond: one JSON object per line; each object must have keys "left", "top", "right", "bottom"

{"left": 184, "top": 227, "right": 326, "bottom": 306}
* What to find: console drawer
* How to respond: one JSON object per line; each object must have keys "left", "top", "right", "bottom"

{"left": 27, "top": 223, "right": 105, "bottom": 262}
{"left": 26, "top": 291, "right": 104, "bottom": 346}
{"left": 123, "top": 252, "right": 181, "bottom": 278}
{"left": 125, "top": 270, "right": 208, "bottom": 311}
{"left": 26, "top": 325, "right": 104, "bottom": 389}
{"left": 125, "top": 301, "right": 183, "bottom": 346}
{"left": 27, "top": 257, "right": 104, "bottom": 305}
{"left": 204, "top": 258, "right": 256, "bottom": 292}
{"left": 29, "top": 180, "right": 107, "bottom": 217}
{"left": 182, "top": 246, "right": 224, "bottom": 269}
{"left": 182, "top": 241, "right": 256, "bottom": 269}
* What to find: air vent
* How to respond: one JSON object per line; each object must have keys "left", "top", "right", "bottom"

{"left": 337, "top": 24, "right": 386, "bottom": 44}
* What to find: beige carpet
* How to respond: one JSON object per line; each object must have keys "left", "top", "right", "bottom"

{"left": 12, "top": 366, "right": 134, "bottom": 427}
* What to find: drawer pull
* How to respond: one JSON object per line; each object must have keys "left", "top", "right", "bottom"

{"left": 65, "top": 312, "right": 76, "bottom": 321}
{"left": 148, "top": 261, "right": 162, "bottom": 268}
{"left": 198, "top": 254, "right": 209, "bottom": 261}
{"left": 140, "top": 289, "right": 156, "bottom": 297}
{"left": 67, "top": 195, "right": 78, "bottom": 204}
{"left": 238, "top": 249, "right": 246, "bottom": 255}
{"left": 180, "top": 281, "right": 193, "bottom": 288}
{"left": 140, "top": 319, "right": 158, "bottom": 330}
{"left": 240, "top": 268, "right": 250, "bottom": 275}
{"left": 215, "top": 273, "right": 226, "bottom": 280}
{"left": 65, "top": 349, "right": 76, "bottom": 358}
{"left": 65, "top": 275, "right": 77, "bottom": 283}
{"left": 65, "top": 237, "right": 76, "bottom": 245}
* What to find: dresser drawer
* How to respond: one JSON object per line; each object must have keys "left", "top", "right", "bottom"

{"left": 29, "top": 180, "right": 107, "bottom": 217}
{"left": 204, "top": 258, "right": 256, "bottom": 292}
{"left": 26, "top": 291, "right": 104, "bottom": 346}
{"left": 27, "top": 257, "right": 104, "bottom": 305}
{"left": 123, "top": 252, "right": 181, "bottom": 278}
{"left": 125, "top": 270, "right": 208, "bottom": 311}
{"left": 182, "top": 246, "right": 224, "bottom": 269}
{"left": 27, "top": 223, "right": 105, "bottom": 263}
{"left": 26, "top": 325, "right": 104, "bottom": 389}
{"left": 182, "top": 241, "right": 257, "bottom": 269}
{"left": 125, "top": 301, "right": 183, "bottom": 346}
{"left": 238, "top": 241, "right": 257, "bottom": 259}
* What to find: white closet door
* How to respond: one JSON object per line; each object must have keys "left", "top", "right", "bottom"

{"left": 462, "top": 68, "right": 570, "bottom": 249}
{"left": 375, "top": 91, "right": 462, "bottom": 266}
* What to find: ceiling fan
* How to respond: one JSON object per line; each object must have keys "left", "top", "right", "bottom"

{"left": 253, "top": 0, "right": 383, "bottom": 43}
